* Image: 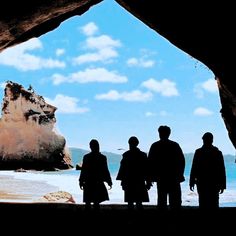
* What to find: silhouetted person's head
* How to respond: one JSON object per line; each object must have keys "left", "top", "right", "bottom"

{"left": 202, "top": 132, "right": 213, "bottom": 146}
{"left": 158, "top": 125, "right": 171, "bottom": 140}
{"left": 128, "top": 136, "right": 139, "bottom": 149}
{"left": 89, "top": 139, "right": 100, "bottom": 153}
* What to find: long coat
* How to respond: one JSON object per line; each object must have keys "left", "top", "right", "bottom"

{"left": 189, "top": 145, "right": 226, "bottom": 191}
{"left": 116, "top": 148, "right": 149, "bottom": 202}
{"left": 148, "top": 139, "right": 185, "bottom": 184}
{"left": 79, "top": 152, "right": 112, "bottom": 203}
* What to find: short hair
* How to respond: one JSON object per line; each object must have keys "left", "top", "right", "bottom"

{"left": 89, "top": 139, "right": 99, "bottom": 151}
{"left": 202, "top": 132, "right": 213, "bottom": 140}
{"left": 158, "top": 125, "right": 171, "bottom": 135}
{"left": 128, "top": 136, "right": 139, "bottom": 146}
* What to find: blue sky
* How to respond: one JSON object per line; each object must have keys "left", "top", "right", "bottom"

{"left": 0, "top": 0, "right": 235, "bottom": 155}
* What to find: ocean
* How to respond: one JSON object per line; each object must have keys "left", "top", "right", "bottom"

{"left": 1, "top": 148, "right": 236, "bottom": 207}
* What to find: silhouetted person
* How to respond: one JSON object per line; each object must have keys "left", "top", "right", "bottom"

{"left": 116, "top": 136, "right": 152, "bottom": 210}
{"left": 189, "top": 132, "right": 226, "bottom": 209}
{"left": 79, "top": 139, "right": 112, "bottom": 210}
{"left": 148, "top": 125, "right": 185, "bottom": 210}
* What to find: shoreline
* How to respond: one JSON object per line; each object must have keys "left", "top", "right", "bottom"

{"left": 1, "top": 170, "right": 236, "bottom": 207}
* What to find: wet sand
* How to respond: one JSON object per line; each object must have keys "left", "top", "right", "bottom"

{"left": 0, "top": 173, "right": 59, "bottom": 202}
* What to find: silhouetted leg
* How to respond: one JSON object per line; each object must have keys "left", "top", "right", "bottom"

{"left": 157, "top": 182, "right": 168, "bottom": 210}
{"left": 94, "top": 202, "right": 100, "bottom": 211}
{"left": 136, "top": 201, "right": 143, "bottom": 210}
{"left": 207, "top": 189, "right": 219, "bottom": 209}
{"left": 198, "top": 191, "right": 219, "bottom": 210}
{"left": 128, "top": 202, "right": 134, "bottom": 210}
{"left": 85, "top": 202, "right": 91, "bottom": 210}
{"left": 169, "top": 183, "right": 182, "bottom": 210}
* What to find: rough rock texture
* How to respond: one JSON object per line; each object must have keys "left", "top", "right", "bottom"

{"left": 38, "top": 191, "right": 76, "bottom": 203}
{"left": 0, "top": 0, "right": 102, "bottom": 52}
{"left": 0, "top": 81, "right": 73, "bottom": 170}
{"left": 0, "top": 0, "right": 235, "bottom": 149}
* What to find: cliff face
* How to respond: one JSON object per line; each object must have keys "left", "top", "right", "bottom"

{"left": 0, "top": 81, "right": 73, "bottom": 170}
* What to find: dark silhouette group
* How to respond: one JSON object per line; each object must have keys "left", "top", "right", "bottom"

{"left": 78, "top": 126, "right": 226, "bottom": 211}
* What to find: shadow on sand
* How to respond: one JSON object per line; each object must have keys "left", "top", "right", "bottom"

{"left": 0, "top": 203, "right": 234, "bottom": 235}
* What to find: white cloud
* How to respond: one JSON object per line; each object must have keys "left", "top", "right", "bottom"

{"left": 81, "top": 22, "right": 99, "bottom": 36}
{"left": 73, "top": 48, "right": 118, "bottom": 65}
{"left": 95, "top": 90, "right": 153, "bottom": 102}
{"left": 51, "top": 74, "right": 67, "bottom": 85}
{"left": 55, "top": 48, "right": 65, "bottom": 57}
{"left": 193, "top": 107, "right": 213, "bottom": 116}
{"left": 0, "top": 38, "right": 65, "bottom": 71}
{"left": 45, "top": 94, "right": 89, "bottom": 114}
{"left": 85, "top": 35, "right": 121, "bottom": 50}
{"left": 127, "top": 57, "right": 155, "bottom": 68}
{"left": 73, "top": 35, "right": 121, "bottom": 65}
{"left": 145, "top": 112, "right": 156, "bottom": 117}
{"left": 142, "top": 78, "right": 179, "bottom": 97}
{"left": 194, "top": 78, "right": 218, "bottom": 98}
{"left": 126, "top": 49, "right": 156, "bottom": 68}
{"left": 160, "top": 110, "right": 168, "bottom": 116}
{"left": 202, "top": 79, "right": 218, "bottom": 93}
{"left": 51, "top": 67, "right": 128, "bottom": 85}
{"left": 145, "top": 110, "right": 168, "bottom": 117}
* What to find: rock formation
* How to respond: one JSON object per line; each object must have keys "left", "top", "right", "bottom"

{"left": 0, "top": 0, "right": 235, "bottom": 150}
{"left": 38, "top": 191, "right": 76, "bottom": 203}
{"left": 0, "top": 81, "right": 73, "bottom": 170}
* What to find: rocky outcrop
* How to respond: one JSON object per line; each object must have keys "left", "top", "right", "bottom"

{"left": 0, "top": 0, "right": 235, "bottom": 149}
{"left": 38, "top": 191, "right": 76, "bottom": 203}
{"left": 0, "top": 81, "right": 73, "bottom": 170}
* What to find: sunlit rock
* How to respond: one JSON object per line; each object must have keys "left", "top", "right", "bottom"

{"left": 0, "top": 81, "right": 73, "bottom": 170}
{"left": 38, "top": 191, "right": 76, "bottom": 203}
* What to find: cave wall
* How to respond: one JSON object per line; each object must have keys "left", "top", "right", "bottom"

{"left": 0, "top": 0, "right": 235, "bottom": 150}
{"left": 0, "top": 0, "right": 102, "bottom": 52}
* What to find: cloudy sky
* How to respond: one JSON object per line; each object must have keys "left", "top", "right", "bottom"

{"left": 0, "top": 0, "right": 235, "bottom": 155}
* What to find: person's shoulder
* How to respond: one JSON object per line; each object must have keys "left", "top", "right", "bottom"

{"left": 82, "top": 153, "right": 91, "bottom": 163}
{"left": 136, "top": 149, "right": 147, "bottom": 158}
{"left": 212, "top": 145, "right": 223, "bottom": 154}
{"left": 194, "top": 147, "right": 202, "bottom": 153}
{"left": 150, "top": 141, "right": 160, "bottom": 147}
{"left": 122, "top": 150, "right": 132, "bottom": 160}
{"left": 169, "top": 139, "right": 178, "bottom": 144}
{"left": 83, "top": 152, "right": 91, "bottom": 158}
{"left": 122, "top": 150, "right": 129, "bottom": 156}
{"left": 140, "top": 150, "right": 147, "bottom": 156}
{"left": 169, "top": 139, "right": 182, "bottom": 147}
{"left": 100, "top": 153, "right": 107, "bottom": 159}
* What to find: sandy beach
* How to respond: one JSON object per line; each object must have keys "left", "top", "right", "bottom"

{"left": 1, "top": 170, "right": 236, "bottom": 235}
{"left": 0, "top": 170, "right": 198, "bottom": 204}
{"left": 0, "top": 172, "right": 60, "bottom": 202}
{"left": 1, "top": 170, "right": 236, "bottom": 207}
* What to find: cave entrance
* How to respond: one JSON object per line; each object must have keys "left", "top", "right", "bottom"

{"left": 0, "top": 0, "right": 235, "bottom": 205}
{"left": 0, "top": 0, "right": 233, "bottom": 155}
